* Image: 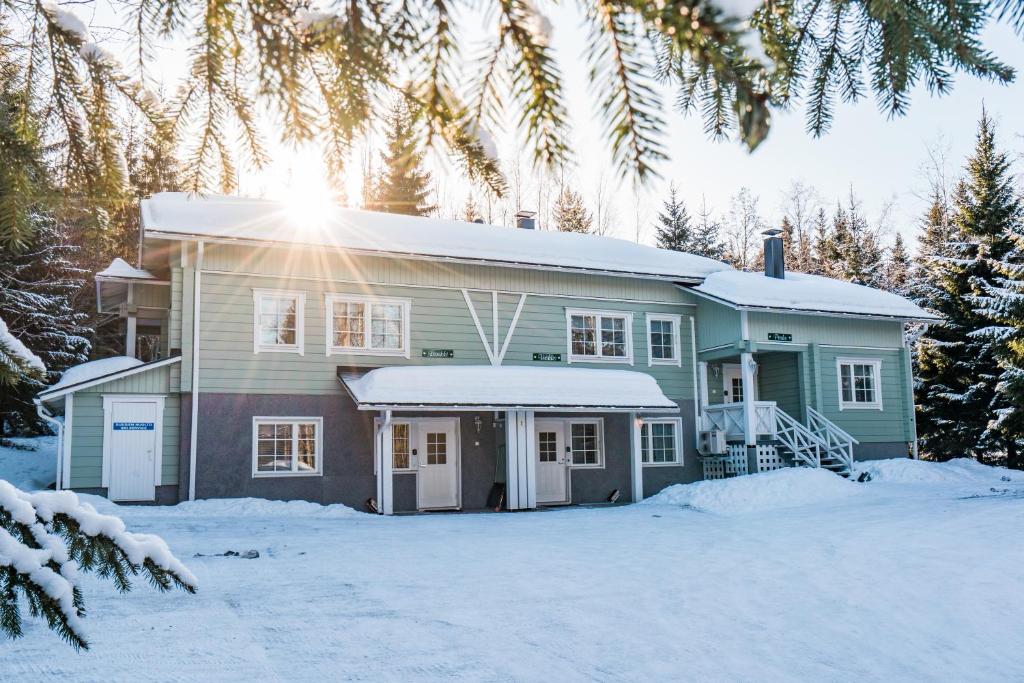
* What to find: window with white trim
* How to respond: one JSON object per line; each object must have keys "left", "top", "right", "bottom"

{"left": 326, "top": 294, "right": 410, "bottom": 357}
{"left": 253, "top": 289, "right": 305, "bottom": 354}
{"left": 566, "top": 310, "right": 632, "bottom": 363}
{"left": 569, "top": 420, "right": 603, "bottom": 467}
{"left": 640, "top": 418, "right": 683, "bottom": 466}
{"left": 647, "top": 314, "right": 681, "bottom": 366}
{"left": 837, "top": 358, "right": 882, "bottom": 409}
{"left": 392, "top": 422, "right": 412, "bottom": 471}
{"left": 252, "top": 418, "right": 322, "bottom": 476}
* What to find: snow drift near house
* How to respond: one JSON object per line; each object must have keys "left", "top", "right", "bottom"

{"left": 644, "top": 467, "right": 859, "bottom": 515}
{"left": 45, "top": 356, "right": 141, "bottom": 393}
{"left": 857, "top": 457, "right": 1024, "bottom": 485}
{"left": 0, "top": 436, "right": 57, "bottom": 490}
{"left": 131, "top": 497, "right": 364, "bottom": 519}
{"left": 694, "top": 269, "right": 936, "bottom": 319}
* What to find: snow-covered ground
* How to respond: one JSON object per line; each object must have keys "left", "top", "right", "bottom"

{"left": 0, "top": 435, "right": 57, "bottom": 491}
{"left": 2, "top": 454, "right": 1024, "bottom": 681}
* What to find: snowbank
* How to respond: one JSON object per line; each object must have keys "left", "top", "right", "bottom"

{"left": 856, "top": 457, "right": 1024, "bottom": 485}
{"left": 128, "top": 497, "right": 366, "bottom": 519}
{"left": 645, "top": 467, "right": 859, "bottom": 515}
{"left": 46, "top": 356, "right": 141, "bottom": 393}
{"left": 0, "top": 436, "right": 58, "bottom": 490}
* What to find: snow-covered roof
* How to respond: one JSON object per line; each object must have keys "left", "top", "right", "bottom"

{"left": 96, "top": 258, "right": 159, "bottom": 281}
{"left": 141, "top": 193, "right": 731, "bottom": 281}
{"left": 38, "top": 356, "right": 180, "bottom": 401}
{"left": 692, "top": 270, "right": 938, "bottom": 320}
{"left": 340, "top": 365, "right": 680, "bottom": 412}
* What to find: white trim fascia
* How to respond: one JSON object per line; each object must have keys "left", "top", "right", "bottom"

{"left": 252, "top": 288, "right": 306, "bottom": 355}
{"left": 565, "top": 308, "right": 634, "bottom": 365}
{"left": 462, "top": 289, "right": 497, "bottom": 365}
{"left": 95, "top": 276, "right": 171, "bottom": 286}
{"left": 200, "top": 267, "right": 696, "bottom": 308}
{"left": 324, "top": 292, "right": 412, "bottom": 359}
{"left": 355, "top": 403, "right": 680, "bottom": 413}
{"left": 37, "top": 356, "right": 182, "bottom": 401}
{"left": 638, "top": 416, "right": 685, "bottom": 467}
{"left": 251, "top": 416, "right": 324, "bottom": 477}
{"left": 818, "top": 344, "right": 904, "bottom": 351}
{"left": 188, "top": 240, "right": 203, "bottom": 501}
{"left": 495, "top": 293, "right": 528, "bottom": 365}
{"left": 697, "top": 342, "right": 739, "bottom": 355}
{"left": 62, "top": 394, "right": 74, "bottom": 490}
{"left": 836, "top": 357, "right": 884, "bottom": 411}
{"left": 645, "top": 313, "right": 683, "bottom": 367}
{"left": 101, "top": 394, "right": 166, "bottom": 497}
{"left": 690, "top": 318, "right": 701, "bottom": 452}
{"left": 740, "top": 310, "right": 749, "bottom": 341}
{"left": 145, "top": 230, "right": 707, "bottom": 284}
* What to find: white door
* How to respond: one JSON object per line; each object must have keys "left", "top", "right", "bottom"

{"left": 417, "top": 420, "right": 459, "bottom": 510}
{"left": 107, "top": 400, "right": 158, "bottom": 502}
{"left": 535, "top": 420, "right": 569, "bottom": 504}
{"left": 723, "top": 364, "right": 746, "bottom": 404}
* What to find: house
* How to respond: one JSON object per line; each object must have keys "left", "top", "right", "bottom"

{"left": 34, "top": 193, "right": 936, "bottom": 513}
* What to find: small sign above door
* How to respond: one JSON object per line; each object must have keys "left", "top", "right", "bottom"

{"left": 767, "top": 332, "right": 793, "bottom": 342}
{"left": 113, "top": 422, "right": 155, "bottom": 431}
{"left": 532, "top": 352, "right": 562, "bottom": 362}
{"left": 421, "top": 349, "right": 455, "bottom": 359}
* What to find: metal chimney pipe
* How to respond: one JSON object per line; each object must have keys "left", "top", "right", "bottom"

{"left": 515, "top": 210, "right": 537, "bottom": 230}
{"left": 762, "top": 228, "right": 785, "bottom": 279}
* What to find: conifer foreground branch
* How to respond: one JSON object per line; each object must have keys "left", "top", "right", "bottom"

{"left": 0, "top": 481, "right": 196, "bottom": 650}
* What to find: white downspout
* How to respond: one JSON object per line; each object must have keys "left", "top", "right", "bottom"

{"left": 34, "top": 399, "right": 64, "bottom": 491}
{"left": 188, "top": 241, "right": 204, "bottom": 501}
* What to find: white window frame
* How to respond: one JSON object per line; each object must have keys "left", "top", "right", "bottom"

{"left": 251, "top": 417, "right": 323, "bottom": 477}
{"left": 565, "top": 309, "right": 634, "bottom": 365}
{"left": 646, "top": 313, "right": 682, "bottom": 367}
{"left": 566, "top": 418, "right": 605, "bottom": 469}
{"left": 325, "top": 293, "right": 411, "bottom": 358}
{"left": 373, "top": 418, "right": 417, "bottom": 473}
{"left": 252, "top": 289, "right": 306, "bottom": 355}
{"left": 639, "top": 417, "right": 683, "bottom": 467}
{"left": 836, "top": 358, "right": 883, "bottom": 410}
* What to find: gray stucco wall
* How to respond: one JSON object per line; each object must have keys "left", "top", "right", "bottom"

{"left": 853, "top": 441, "right": 912, "bottom": 461}
{"left": 641, "top": 400, "right": 702, "bottom": 497}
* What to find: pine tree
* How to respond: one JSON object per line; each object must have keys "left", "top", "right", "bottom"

{"left": 0, "top": 481, "right": 196, "bottom": 650}
{"left": 553, "top": 188, "right": 593, "bottom": 234}
{"left": 809, "top": 208, "right": 830, "bottom": 275}
{"left": 655, "top": 184, "right": 692, "bottom": 251}
{"left": 883, "top": 233, "right": 912, "bottom": 295}
{"left": 0, "top": 316, "right": 44, "bottom": 390}
{"left": 689, "top": 198, "right": 727, "bottom": 261}
{"left": 366, "top": 103, "right": 435, "bottom": 217}
{"left": 915, "top": 111, "right": 1017, "bottom": 463}
{"left": 461, "top": 195, "right": 482, "bottom": 223}
{"left": 820, "top": 194, "right": 883, "bottom": 285}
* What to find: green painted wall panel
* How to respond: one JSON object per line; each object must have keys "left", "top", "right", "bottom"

{"left": 695, "top": 299, "right": 740, "bottom": 350}
{"left": 757, "top": 352, "right": 802, "bottom": 418}
{"left": 79, "top": 364, "right": 172, "bottom": 394}
{"left": 748, "top": 312, "right": 903, "bottom": 348}
{"left": 814, "top": 347, "right": 911, "bottom": 443}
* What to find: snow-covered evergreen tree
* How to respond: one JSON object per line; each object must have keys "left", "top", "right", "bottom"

{"left": 820, "top": 194, "right": 883, "bottom": 285}
{"left": 553, "top": 187, "right": 592, "bottom": 234}
{"left": 809, "top": 208, "right": 830, "bottom": 275}
{"left": 0, "top": 316, "right": 45, "bottom": 389}
{"left": 0, "top": 480, "right": 196, "bottom": 650}
{"left": 915, "top": 112, "right": 1017, "bottom": 463}
{"left": 461, "top": 195, "right": 482, "bottom": 223}
{"left": 883, "top": 233, "right": 912, "bottom": 294}
{"left": 365, "top": 102, "right": 434, "bottom": 217}
{"left": 689, "top": 198, "right": 727, "bottom": 261}
{"left": 655, "top": 184, "right": 692, "bottom": 251}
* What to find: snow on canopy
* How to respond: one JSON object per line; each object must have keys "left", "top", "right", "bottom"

{"left": 0, "top": 316, "right": 45, "bottom": 373}
{"left": 141, "top": 193, "right": 732, "bottom": 281}
{"left": 342, "top": 365, "right": 679, "bottom": 411}
{"left": 694, "top": 270, "right": 938, "bottom": 319}
{"left": 96, "top": 258, "right": 158, "bottom": 280}
{"left": 45, "top": 356, "right": 142, "bottom": 394}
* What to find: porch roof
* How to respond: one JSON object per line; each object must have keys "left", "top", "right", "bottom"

{"left": 338, "top": 365, "right": 680, "bottom": 413}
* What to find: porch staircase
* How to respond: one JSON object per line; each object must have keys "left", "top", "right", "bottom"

{"left": 772, "top": 406, "right": 856, "bottom": 477}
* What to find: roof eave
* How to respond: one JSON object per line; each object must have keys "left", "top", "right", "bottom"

{"left": 684, "top": 285, "right": 938, "bottom": 322}
{"left": 37, "top": 356, "right": 182, "bottom": 402}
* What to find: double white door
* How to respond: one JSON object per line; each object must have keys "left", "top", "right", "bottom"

{"left": 534, "top": 420, "right": 569, "bottom": 505}
{"left": 416, "top": 420, "right": 459, "bottom": 510}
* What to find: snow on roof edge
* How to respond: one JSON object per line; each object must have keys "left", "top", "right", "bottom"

{"left": 39, "top": 356, "right": 181, "bottom": 399}
{"left": 96, "top": 257, "right": 159, "bottom": 281}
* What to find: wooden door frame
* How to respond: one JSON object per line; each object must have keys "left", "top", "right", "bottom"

{"left": 534, "top": 418, "right": 571, "bottom": 505}
{"left": 101, "top": 394, "right": 164, "bottom": 501}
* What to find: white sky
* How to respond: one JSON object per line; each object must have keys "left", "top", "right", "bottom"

{"left": 86, "top": 1, "right": 1024, "bottom": 248}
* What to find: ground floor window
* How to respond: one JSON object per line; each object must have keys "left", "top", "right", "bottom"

{"left": 569, "top": 420, "right": 603, "bottom": 467}
{"left": 837, "top": 358, "right": 882, "bottom": 409}
{"left": 640, "top": 418, "right": 682, "bottom": 466}
{"left": 252, "top": 417, "right": 322, "bottom": 476}
{"left": 392, "top": 422, "right": 412, "bottom": 470}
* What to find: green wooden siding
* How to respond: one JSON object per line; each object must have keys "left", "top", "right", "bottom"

{"left": 814, "top": 347, "right": 911, "bottom": 443}
{"left": 79, "top": 363, "right": 172, "bottom": 394}
{"left": 748, "top": 312, "right": 903, "bottom": 348}
{"left": 69, "top": 392, "right": 180, "bottom": 488}
{"left": 188, "top": 271, "right": 696, "bottom": 401}
{"left": 757, "top": 352, "right": 802, "bottom": 418}
{"left": 695, "top": 299, "right": 740, "bottom": 350}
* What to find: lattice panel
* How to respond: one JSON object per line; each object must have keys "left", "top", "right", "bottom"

{"left": 725, "top": 444, "right": 748, "bottom": 477}
{"left": 702, "top": 458, "right": 726, "bottom": 480}
{"left": 756, "top": 444, "right": 787, "bottom": 472}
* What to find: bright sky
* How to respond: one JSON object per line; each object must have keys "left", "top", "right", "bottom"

{"left": 88, "top": 1, "right": 1024, "bottom": 249}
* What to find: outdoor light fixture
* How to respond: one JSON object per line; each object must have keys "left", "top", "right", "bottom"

{"left": 474, "top": 415, "right": 483, "bottom": 433}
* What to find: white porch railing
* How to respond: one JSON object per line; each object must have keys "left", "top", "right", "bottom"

{"left": 806, "top": 407, "right": 857, "bottom": 473}
{"left": 702, "top": 401, "right": 777, "bottom": 441}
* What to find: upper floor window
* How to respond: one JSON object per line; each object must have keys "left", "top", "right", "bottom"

{"left": 566, "top": 309, "right": 633, "bottom": 364}
{"left": 647, "top": 314, "right": 682, "bottom": 367}
{"left": 253, "top": 289, "right": 305, "bottom": 354}
{"left": 837, "top": 358, "right": 882, "bottom": 410}
{"left": 640, "top": 418, "right": 683, "bottom": 466}
{"left": 326, "top": 294, "right": 411, "bottom": 357}
{"left": 252, "top": 417, "right": 322, "bottom": 476}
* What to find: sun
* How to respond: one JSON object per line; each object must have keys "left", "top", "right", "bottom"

{"left": 278, "top": 150, "right": 340, "bottom": 230}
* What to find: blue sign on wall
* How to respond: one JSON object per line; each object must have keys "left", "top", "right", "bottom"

{"left": 113, "top": 422, "right": 155, "bottom": 431}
